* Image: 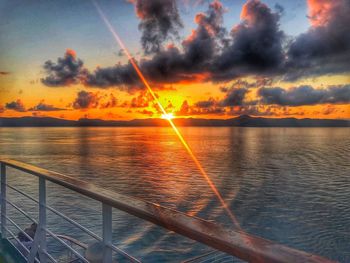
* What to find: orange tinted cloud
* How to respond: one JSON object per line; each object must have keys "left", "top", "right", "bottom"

{"left": 240, "top": 0, "right": 269, "bottom": 24}
{"left": 65, "top": 48, "right": 77, "bottom": 59}
{"left": 307, "top": 0, "right": 342, "bottom": 27}
{"left": 177, "top": 72, "right": 212, "bottom": 84}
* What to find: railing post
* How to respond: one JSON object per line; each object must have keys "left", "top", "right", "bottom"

{"left": 102, "top": 203, "right": 112, "bottom": 263}
{"left": 1, "top": 163, "right": 7, "bottom": 239}
{"left": 38, "top": 177, "right": 47, "bottom": 262}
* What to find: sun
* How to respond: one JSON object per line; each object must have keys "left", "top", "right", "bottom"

{"left": 161, "top": 113, "right": 175, "bottom": 120}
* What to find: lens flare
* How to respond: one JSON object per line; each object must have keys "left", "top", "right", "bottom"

{"left": 161, "top": 113, "right": 175, "bottom": 120}
{"left": 91, "top": 0, "right": 240, "bottom": 227}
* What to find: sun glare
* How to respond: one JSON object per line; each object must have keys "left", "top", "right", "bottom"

{"left": 161, "top": 113, "right": 175, "bottom": 120}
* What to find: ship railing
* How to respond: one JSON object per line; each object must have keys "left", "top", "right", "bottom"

{"left": 0, "top": 159, "right": 336, "bottom": 263}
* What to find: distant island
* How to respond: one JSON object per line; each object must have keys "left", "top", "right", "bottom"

{"left": 0, "top": 115, "right": 348, "bottom": 127}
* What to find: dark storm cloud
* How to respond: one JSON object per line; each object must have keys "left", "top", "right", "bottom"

{"left": 181, "top": 0, "right": 226, "bottom": 68}
{"left": 5, "top": 99, "right": 26, "bottom": 112}
{"left": 195, "top": 97, "right": 216, "bottom": 108}
{"left": 188, "top": 85, "right": 249, "bottom": 116}
{"left": 140, "top": 0, "right": 226, "bottom": 83}
{"left": 258, "top": 85, "right": 350, "bottom": 106}
{"left": 41, "top": 0, "right": 350, "bottom": 91}
{"left": 42, "top": 1, "right": 284, "bottom": 87}
{"left": 129, "top": 0, "right": 285, "bottom": 83}
{"left": 212, "top": 0, "right": 285, "bottom": 80}
{"left": 193, "top": 86, "right": 249, "bottom": 109}
{"left": 220, "top": 88, "right": 249, "bottom": 106}
{"left": 85, "top": 62, "right": 141, "bottom": 91}
{"left": 85, "top": 1, "right": 226, "bottom": 87}
{"left": 130, "top": 0, "right": 183, "bottom": 54}
{"left": 72, "top": 91, "right": 100, "bottom": 109}
{"left": 29, "top": 101, "right": 65, "bottom": 111}
{"left": 177, "top": 99, "right": 225, "bottom": 115}
{"left": 41, "top": 49, "right": 85, "bottom": 87}
{"left": 180, "top": 83, "right": 350, "bottom": 117}
{"left": 286, "top": 0, "right": 350, "bottom": 80}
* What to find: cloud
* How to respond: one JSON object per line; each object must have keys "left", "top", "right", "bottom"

{"left": 286, "top": 0, "right": 350, "bottom": 80}
{"left": 5, "top": 99, "right": 26, "bottom": 112}
{"left": 137, "top": 109, "right": 154, "bottom": 116}
{"left": 71, "top": 91, "right": 119, "bottom": 110}
{"left": 177, "top": 83, "right": 350, "bottom": 117}
{"left": 41, "top": 49, "right": 85, "bottom": 86}
{"left": 85, "top": 0, "right": 226, "bottom": 87}
{"left": 140, "top": 0, "right": 226, "bottom": 83}
{"left": 130, "top": 0, "right": 183, "bottom": 54}
{"left": 194, "top": 97, "right": 216, "bottom": 108}
{"left": 72, "top": 91, "right": 100, "bottom": 109}
{"left": 130, "top": 91, "right": 150, "bottom": 108}
{"left": 99, "top": 93, "right": 118, "bottom": 109}
{"left": 40, "top": 1, "right": 285, "bottom": 88}
{"left": 29, "top": 101, "right": 65, "bottom": 111}
{"left": 41, "top": 0, "right": 350, "bottom": 90}
{"left": 0, "top": 71, "right": 10, "bottom": 75}
{"left": 258, "top": 85, "right": 350, "bottom": 106}
{"left": 212, "top": 0, "right": 284, "bottom": 80}
{"left": 220, "top": 87, "right": 249, "bottom": 106}
{"left": 140, "top": 0, "right": 285, "bottom": 83}
{"left": 85, "top": 62, "right": 141, "bottom": 91}
{"left": 0, "top": 105, "right": 4, "bottom": 113}
{"left": 117, "top": 49, "right": 125, "bottom": 57}
{"left": 177, "top": 99, "right": 225, "bottom": 115}
{"left": 194, "top": 82, "right": 250, "bottom": 108}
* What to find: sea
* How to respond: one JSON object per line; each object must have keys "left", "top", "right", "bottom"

{"left": 0, "top": 127, "right": 349, "bottom": 262}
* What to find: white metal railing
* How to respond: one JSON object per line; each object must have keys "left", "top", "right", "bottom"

{"left": 0, "top": 159, "right": 336, "bottom": 263}
{"left": 1, "top": 160, "right": 140, "bottom": 263}
{"left": 5, "top": 181, "right": 135, "bottom": 262}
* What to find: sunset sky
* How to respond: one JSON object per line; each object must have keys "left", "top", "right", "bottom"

{"left": 0, "top": 0, "right": 349, "bottom": 120}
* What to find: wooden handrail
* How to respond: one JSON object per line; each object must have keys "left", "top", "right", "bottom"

{"left": 0, "top": 159, "right": 336, "bottom": 263}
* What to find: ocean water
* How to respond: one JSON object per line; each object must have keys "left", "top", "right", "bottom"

{"left": 0, "top": 127, "right": 349, "bottom": 262}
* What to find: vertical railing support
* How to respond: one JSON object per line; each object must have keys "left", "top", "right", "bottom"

{"left": 38, "top": 177, "right": 47, "bottom": 262}
{"left": 29, "top": 177, "right": 48, "bottom": 263}
{"left": 1, "top": 163, "right": 7, "bottom": 239}
{"left": 102, "top": 203, "right": 112, "bottom": 263}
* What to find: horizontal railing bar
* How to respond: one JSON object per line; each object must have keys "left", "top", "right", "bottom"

{"left": 45, "top": 204, "right": 101, "bottom": 241}
{"left": 1, "top": 159, "right": 336, "bottom": 263}
{"left": 42, "top": 249, "right": 58, "bottom": 263}
{"left": 5, "top": 214, "right": 33, "bottom": 242}
{"left": 3, "top": 225, "right": 40, "bottom": 263}
{"left": 7, "top": 183, "right": 39, "bottom": 204}
{"left": 7, "top": 183, "right": 139, "bottom": 262}
{"left": 109, "top": 243, "right": 141, "bottom": 263}
{"left": 7, "top": 184, "right": 100, "bottom": 243}
{"left": 44, "top": 204, "right": 139, "bottom": 262}
{"left": 44, "top": 227, "right": 89, "bottom": 263}
{"left": 6, "top": 199, "right": 38, "bottom": 224}
{"left": 56, "top": 234, "right": 88, "bottom": 250}
{"left": 5, "top": 200, "right": 57, "bottom": 262}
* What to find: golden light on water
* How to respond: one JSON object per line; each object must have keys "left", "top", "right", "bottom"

{"left": 91, "top": 0, "right": 242, "bottom": 229}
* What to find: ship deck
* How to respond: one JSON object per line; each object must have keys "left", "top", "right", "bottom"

{"left": 0, "top": 235, "right": 25, "bottom": 263}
